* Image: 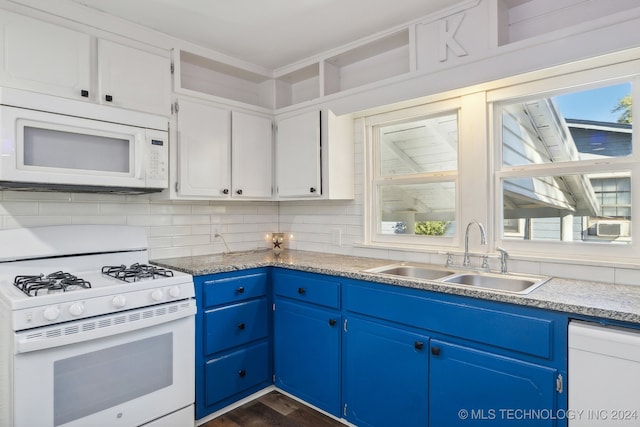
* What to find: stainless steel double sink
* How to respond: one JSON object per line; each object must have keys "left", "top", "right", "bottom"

{"left": 362, "top": 264, "right": 550, "bottom": 294}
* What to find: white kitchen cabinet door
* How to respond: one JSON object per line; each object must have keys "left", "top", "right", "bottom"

{"left": 176, "top": 99, "right": 231, "bottom": 198}
{"left": 98, "top": 39, "right": 171, "bottom": 116}
{"left": 231, "top": 111, "right": 273, "bottom": 198}
{"left": 276, "top": 110, "right": 322, "bottom": 198}
{"left": 275, "top": 109, "right": 354, "bottom": 200}
{"left": 0, "top": 11, "right": 91, "bottom": 100}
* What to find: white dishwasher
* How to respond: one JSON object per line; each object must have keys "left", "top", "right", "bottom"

{"left": 568, "top": 320, "right": 640, "bottom": 426}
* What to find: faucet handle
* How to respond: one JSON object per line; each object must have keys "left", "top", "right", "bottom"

{"left": 445, "top": 252, "right": 453, "bottom": 267}
{"left": 497, "top": 247, "right": 509, "bottom": 274}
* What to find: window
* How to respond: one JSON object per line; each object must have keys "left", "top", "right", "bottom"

{"left": 493, "top": 74, "right": 640, "bottom": 259}
{"left": 364, "top": 53, "right": 640, "bottom": 262}
{"left": 366, "top": 102, "right": 460, "bottom": 247}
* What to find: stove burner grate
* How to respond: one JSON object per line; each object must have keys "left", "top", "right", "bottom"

{"left": 14, "top": 271, "right": 92, "bottom": 297}
{"left": 101, "top": 263, "right": 174, "bottom": 283}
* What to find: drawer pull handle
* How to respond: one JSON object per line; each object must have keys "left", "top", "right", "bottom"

{"left": 414, "top": 341, "right": 424, "bottom": 350}
{"left": 236, "top": 286, "right": 245, "bottom": 294}
{"left": 81, "top": 89, "right": 89, "bottom": 97}
{"left": 105, "top": 94, "right": 113, "bottom": 102}
{"left": 237, "top": 322, "right": 246, "bottom": 330}
{"left": 431, "top": 346, "right": 441, "bottom": 356}
{"left": 298, "top": 287, "right": 306, "bottom": 295}
{"left": 328, "top": 319, "right": 337, "bottom": 326}
{"left": 238, "top": 369, "right": 246, "bottom": 377}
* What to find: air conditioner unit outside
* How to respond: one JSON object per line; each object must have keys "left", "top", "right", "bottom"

{"left": 595, "top": 221, "right": 630, "bottom": 237}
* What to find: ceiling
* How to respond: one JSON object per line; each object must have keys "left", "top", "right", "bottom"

{"left": 68, "top": 0, "right": 462, "bottom": 70}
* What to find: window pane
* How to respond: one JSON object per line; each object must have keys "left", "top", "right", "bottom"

{"left": 503, "top": 173, "right": 631, "bottom": 243}
{"left": 378, "top": 113, "right": 458, "bottom": 176}
{"left": 502, "top": 83, "right": 632, "bottom": 167}
{"left": 378, "top": 182, "right": 455, "bottom": 236}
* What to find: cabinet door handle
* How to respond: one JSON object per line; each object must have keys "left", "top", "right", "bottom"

{"left": 328, "top": 319, "right": 337, "bottom": 326}
{"left": 297, "top": 287, "right": 306, "bottom": 295}
{"left": 236, "top": 286, "right": 245, "bottom": 294}
{"left": 222, "top": 188, "right": 229, "bottom": 195}
{"left": 237, "top": 322, "right": 246, "bottom": 330}
{"left": 238, "top": 369, "right": 246, "bottom": 377}
{"left": 431, "top": 346, "right": 441, "bottom": 356}
{"left": 236, "top": 189, "right": 243, "bottom": 195}
{"left": 105, "top": 94, "right": 113, "bottom": 102}
{"left": 81, "top": 89, "right": 89, "bottom": 98}
{"left": 309, "top": 187, "right": 317, "bottom": 193}
{"left": 414, "top": 341, "right": 424, "bottom": 350}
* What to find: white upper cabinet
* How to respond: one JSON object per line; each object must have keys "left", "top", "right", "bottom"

{"left": 176, "top": 98, "right": 231, "bottom": 198}
{"left": 97, "top": 39, "right": 171, "bottom": 116}
{"left": 275, "top": 110, "right": 321, "bottom": 198}
{"left": 174, "top": 98, "right": 273, "bottom": 200}
{"left": 0, "top": 11, "right": 170, "bottom": 116}
{"left": 275, "top": 110, "right": 354, "bottom": 200}
{"left": 0, "top": 11, "right": 91, "bottom": 100}
{"left": 231, "top": 111, "right": 273, "bottom": 199}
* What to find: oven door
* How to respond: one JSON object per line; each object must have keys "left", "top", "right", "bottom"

{"left": 13, "top": 307, "right": 195, "bottom": 427}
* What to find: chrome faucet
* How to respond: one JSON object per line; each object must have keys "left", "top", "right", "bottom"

{"left": 463, "top": 221, "right": 487, "bottom": 267}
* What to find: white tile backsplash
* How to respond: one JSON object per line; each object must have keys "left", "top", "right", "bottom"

{"left": 0, "top": 191, "right": 278, "bottom": 259}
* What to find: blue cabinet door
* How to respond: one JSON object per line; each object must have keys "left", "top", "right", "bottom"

{"left": 429, "top": 340, "right": 559, "bottom": 426}
{"left": 343, "top": 317, "right": 429, "bottom": 427}
{"left": 273, "top": 299, "right": 341, "bottom": 416}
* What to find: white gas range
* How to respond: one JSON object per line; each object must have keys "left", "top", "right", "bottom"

{"left": 0, "top": 225, "right": 196, "bottom": 427}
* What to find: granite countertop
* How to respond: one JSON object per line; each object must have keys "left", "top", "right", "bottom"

{"left": 152, "top": 249, "right": 640, "bottom": 325}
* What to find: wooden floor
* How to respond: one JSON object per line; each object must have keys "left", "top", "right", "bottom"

{"left": 202, "top": 391, "right": 346, "bottom": 427}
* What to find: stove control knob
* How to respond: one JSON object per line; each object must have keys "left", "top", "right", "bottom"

{"left": 43, "top": 306, "right": 60, "bottom": 321}
{"left": 169, "top": 287, "right": 181, "bottom": 298}
{"left": 69, "top": 302, "right": 85, "bottom": 317}
{"left": 151, "top": 289, "right": 164, "bottom": 301}
{"left": 112, "top": 295, "right": 127, "bottom": 308}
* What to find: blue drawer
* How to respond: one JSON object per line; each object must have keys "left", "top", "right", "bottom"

{"left": 204, "top": 298, "right": 269, "bottom": 355}
{"left": 204, "top": 341, "right": 270, "bottom": 407}
{"left": 203, "top": 272, "right": 267, "bottom": 308}
{"left": 273, "top": 269, "right": 340, "bottom": 309}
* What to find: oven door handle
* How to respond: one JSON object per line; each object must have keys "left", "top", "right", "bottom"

{"left": 14, "top": 299, "right": 196, "bottom": 354}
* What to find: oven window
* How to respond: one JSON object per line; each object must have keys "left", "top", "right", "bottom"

{"left": 23, "top": 126, "right": 131, "bottom": 173}
{"left": 53, "top": 333, "right": 173, "bottom": 426}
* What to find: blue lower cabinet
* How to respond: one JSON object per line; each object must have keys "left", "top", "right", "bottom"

{"left": 429, "top": 340, "right": 558, "bottom": 426}
{"left": 343, "top": 317, "right": 429, "bottom": 427}
{"left": 195, "top": 269, "right": 271, "bottom": 420}
{"left": 205, "top": 341, "right": 270, "bottom": 407}
{"left": 273, "top": 298, "right": 341, "bottom": 416}
{"left": 204, "top": 298, "right": 269, "bottom": 355}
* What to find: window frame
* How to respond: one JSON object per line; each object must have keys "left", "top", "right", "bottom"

{"left": 364, "top": 98, "right": 462, "bottom": 249}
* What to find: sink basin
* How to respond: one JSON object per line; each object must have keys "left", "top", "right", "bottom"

{"left": 441, "top": 272, "right": 549, "bottom": 294}
{"left": 363, "top": 264, "right": 550, "bottom": 295}
{"left": 364, "top": 264, "right": 455, "bottom": 281}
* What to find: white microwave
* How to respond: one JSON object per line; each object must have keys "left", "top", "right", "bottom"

{"left": 0, "top": 87, "right": 169, "bottom": 193}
